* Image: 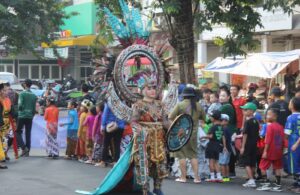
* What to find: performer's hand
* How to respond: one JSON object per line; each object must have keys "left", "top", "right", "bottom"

{"left": 223, "top": 147, "right": 228, "bottom": 153}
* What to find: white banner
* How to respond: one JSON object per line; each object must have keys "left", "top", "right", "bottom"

{"left": 44, "top": 47, "right": 68, "bottom": 59}
{"left": 29, "top": 115, "right": 68, "bottom": 149}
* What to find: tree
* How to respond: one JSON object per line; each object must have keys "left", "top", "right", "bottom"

{"left": 0, "top": 0, "right": 69, "bottom": 54}
{"left": 95, "top": 0, "right": 300, "bottom": 83}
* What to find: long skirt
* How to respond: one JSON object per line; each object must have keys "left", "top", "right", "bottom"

{"left": 76, "top": 139, "right": 86, "bottom": 157}
{"left": 92, "top": 135, "right": 104, "bottom": 161}
{"left": 46, "top": 123, "right": 59, "bottom": 156}
{"left": 66, "top": 130, "right": 77, "bottom": 156}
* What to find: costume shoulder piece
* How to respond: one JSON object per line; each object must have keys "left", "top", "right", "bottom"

{"left": 106, "top": 82, "right": 133, "bottom": 122}
{"left": 162, "top": 83, "right": 178, "bottom": 115}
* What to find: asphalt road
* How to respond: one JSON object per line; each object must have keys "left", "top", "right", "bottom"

{"left": 0, "top": 152, "right": 294, "bottom": 195}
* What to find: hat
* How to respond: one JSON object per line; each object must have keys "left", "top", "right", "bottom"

{"left": 181, "top": 87, "right": 196, "bottom": 97}
{"left": 81, "top": 99, "right": 93, "bottom": 110}
{"left": 24, "top": 79, "right": 32, "bottom": 87}
{"left": 209, "top": 110, "right": 221, "bottom": 120}
{"left": 271, "top": 87, "right": 282, "bottom": 97}
{"left": 221, "top": 114, "right": 230, "bottom": 121}
{"left": 240, "top": 102, "right": 257, "bottom": 111}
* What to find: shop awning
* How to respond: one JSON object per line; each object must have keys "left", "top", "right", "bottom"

{"left": 204, "top": 49, "right": 300, "bottom": 78}
{"left": 41, "top": 35, "right": 107, "bottom": 48}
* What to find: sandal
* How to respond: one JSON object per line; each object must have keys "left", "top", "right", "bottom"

{"left": 175, "top": 178, "right": 187, "bottom": 183}
{"left": 194, "top": 179, "right": 201, "bottom": 184}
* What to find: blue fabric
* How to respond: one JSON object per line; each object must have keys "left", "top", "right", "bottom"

{"left": 76, "top": 141, "right": 133, "bottom": 195}
{"left": 68, "top": 109, "right": 79, "bottom": 131}
{"left": 254, "top": 112, "right": 263, "bottom": 123}
{"left": 101, "top": 104, "right": 126, "bottom": 130}
{"left": 260, "top": 123, "right": 268, "bottom": 137}
{"left": 285, "top": 113, "right": 300, "bottom": 174}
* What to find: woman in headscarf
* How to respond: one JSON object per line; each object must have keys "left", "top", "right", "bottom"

{"left": 169, "top": 87, "right": 206, "bottom": 183}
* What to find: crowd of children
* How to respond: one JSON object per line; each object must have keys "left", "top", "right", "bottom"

{"left": 46, "top": 98, "right": 128, "bottom": 168}
{"left": 195, "top": 84, "right": 300, "bottom": 193}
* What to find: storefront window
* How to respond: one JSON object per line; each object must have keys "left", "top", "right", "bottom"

{"left": 19, "top": 66, "right": 29, "bottom": 79}
{"left": 6, "top": 66, "right": 13, "bottom": 73}
{"left": 31, "top": 66, "right": 39, "bottom": 79}
{"left": 0, "top": 66, "right": 5, "bottom": 72}
{"left": 41, "top": 66, "right": 50, "bottom": 79}
{"left": 52, "top": 66, "right": 60, "bottom": 79}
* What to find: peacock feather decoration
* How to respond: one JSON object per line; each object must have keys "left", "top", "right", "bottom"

{"left": 103, "top": 0, "right": 151, "bottom": 47}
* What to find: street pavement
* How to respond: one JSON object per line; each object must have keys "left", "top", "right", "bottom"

{"left": 0, "top": 151, "right": 294, "bottom": 195}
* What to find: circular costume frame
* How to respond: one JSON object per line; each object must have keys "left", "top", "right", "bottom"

{"left": 114, "top": 44, "right": 165, "bottom": 103}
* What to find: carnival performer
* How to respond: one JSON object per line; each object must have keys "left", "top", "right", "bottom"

{"left": 60, "top": 101, "right": 79, "bottom": 159}
{"left": 0, "top": 81, "right": 17, "bottom": 161}
{"left": 131, "top": 72, "right": 168, "bottom": 195}
{"left": 0, "top": 83, "right": 7, "bottom": 169}
{"left": 169, "top": 87, "right": 205, "bottom": 184}
{"left": 44, "top": 97, "right": 59, "bottom": 158}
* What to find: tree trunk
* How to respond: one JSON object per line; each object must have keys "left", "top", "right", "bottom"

{"left": 172, "top": 0, "right": 196, "bottom": 84}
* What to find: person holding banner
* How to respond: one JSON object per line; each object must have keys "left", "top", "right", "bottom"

{"left": 44, "top": 97, "right": 59, "bottom": 158}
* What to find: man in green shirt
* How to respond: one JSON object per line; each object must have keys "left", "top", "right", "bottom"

{"left": 16, "top": 79, "right": 37, "bottom": 157}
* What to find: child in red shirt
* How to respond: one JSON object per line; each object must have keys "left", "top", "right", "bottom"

{"left": 257, "top": 108, "right": 285, "bottom": 192}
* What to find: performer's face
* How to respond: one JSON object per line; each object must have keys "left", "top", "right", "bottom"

{"left": 143, "top": 86, "right": 157, "bottom": 99}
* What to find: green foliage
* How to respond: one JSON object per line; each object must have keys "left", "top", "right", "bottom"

{"left": 94, "top": 0, "right": 300, "bottom": 57}
{"left": 0, "top": 0, "right": 69, "bottom": 54}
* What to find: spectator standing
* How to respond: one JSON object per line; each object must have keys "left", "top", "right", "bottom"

{"left": 83, "top": 107, "right": 97, "bottom": 164}
{"left": 169, "top": 87, "right": 205, "bottom": 184}
{"left": 284, "top": 97, "right": 300, "bottom": 193}
{"left": 200, "top": 89, "right": 212, "bottom": 113}
{"left": 230, "top": 85, "right": 246, "bottom": 132}
{"left": 16, "top": 79, "right": 37, "bottom": 157}
{"left": 220, "top": 114, "right": 233, "bottom": 182}
{"left": 76, "top": 99, "right": 92, "bottom": 162}
{"left": 93, "top": 103, "right": 105, "bottom": 166}
{"left": 201, "top": 110, "right": 223, "bottom": 182}
{"left": 256, "top": 108, "right": 284, "bottom": 192}
{"left": 60, "top": 101, "right": 79, "bottom": 159}
{"left": 207, "top": 92, "right": 222, "bottom": 115}
{"left": 268, "top": 87, "right": 291, "bottom": 128}
{"left": 101, "top": 103, "right": 125, "bottom": 166}
{"left": 240, "top": 103, "right": 260, "bottom": 188}
{"left": 219, "top": 88, "right": 237, "bottom": 178}
{"left": 44, "top": 97, "right": 59, "bottom": 158}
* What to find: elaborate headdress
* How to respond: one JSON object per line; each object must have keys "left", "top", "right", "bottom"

{"left": 127, "top": 69, "right": 157, "bottom": 90}
{"left": 103, "top": 0, "right": 151, "bottom": 48}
